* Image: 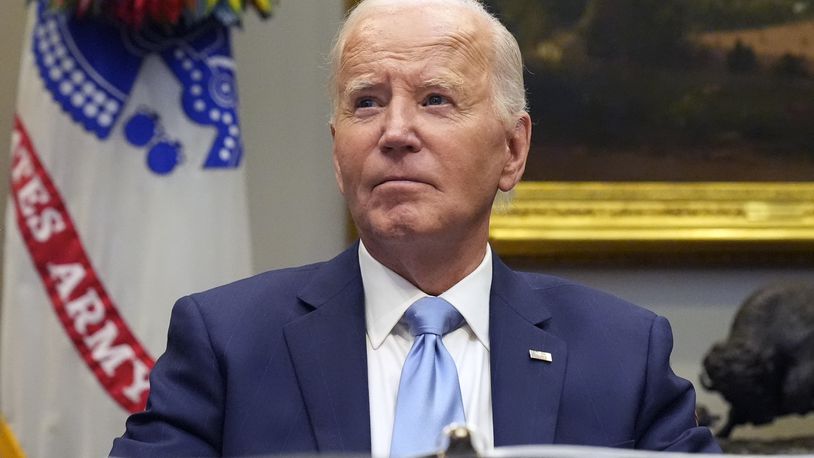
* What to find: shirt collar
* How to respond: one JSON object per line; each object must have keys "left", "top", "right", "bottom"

{"left": 359, "top": 241, "right": 492, "bottom": 350}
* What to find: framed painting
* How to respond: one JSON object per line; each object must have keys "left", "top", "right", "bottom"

{"left": 343, "top": 0, "right": 814, "bottom": 265}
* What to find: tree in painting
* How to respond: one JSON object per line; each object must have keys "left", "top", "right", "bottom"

{"left": 484, "top": 0, "right": 814, "bottom": 181}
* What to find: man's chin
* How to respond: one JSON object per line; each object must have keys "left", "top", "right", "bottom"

{"left": 359, "top": 217, "right": 442, "bottom": 245}
{"left": 364, "top": 223, "right": 422, "bottom": 242}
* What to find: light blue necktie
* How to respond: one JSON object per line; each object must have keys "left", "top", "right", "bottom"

{"left": 390, "top": 296, "right": 466, "bottom": 457}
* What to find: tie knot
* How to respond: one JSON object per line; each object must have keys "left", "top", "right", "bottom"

{"left": 404, "top": 297, "right": 464, "bottom": 337}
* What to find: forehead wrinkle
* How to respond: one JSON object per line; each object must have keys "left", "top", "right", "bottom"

{"left": 336, "top": 4, "right": 497, "bottom": 104}
{"left": 360, "top": 31, "right": 492, "bottom": 72}
{"left": 435, "top": 27, "right": 493, "bottom": 74}
{"left": 341, "top": 6, "right": 494, "bottom": 69}
{"left": 340, "top": 39, "right": 491, "bottom": 90}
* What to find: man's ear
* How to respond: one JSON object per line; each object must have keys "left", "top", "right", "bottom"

{"left": 330, "top": 123, "right": 345, "bottom": 195}
{"left": 498, "top": 113, "right": 531, "bottom": 192}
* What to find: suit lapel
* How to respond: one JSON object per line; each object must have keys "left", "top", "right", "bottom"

{"left": 490, "top": 256, "right": 568, "bottom": 447}
{"left": 283, "top": 245, "right": 371, "bottom": 452}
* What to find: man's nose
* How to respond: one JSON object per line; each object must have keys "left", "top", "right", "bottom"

{"left": 378, "top": 99, "right": 421, "bottom": 154}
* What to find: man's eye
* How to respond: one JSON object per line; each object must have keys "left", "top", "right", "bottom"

{"left": 424, "top": 94, "right": 449, "bottom": 106}
{"left": 355, "top": 98, "right": 377, "bottom": 109}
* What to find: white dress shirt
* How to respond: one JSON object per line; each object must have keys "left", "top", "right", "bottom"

{"left": 360, "top": 242, "right": 494, "bottom": 457}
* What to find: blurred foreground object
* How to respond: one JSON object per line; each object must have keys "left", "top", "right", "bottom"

{"left": 39, "top": 0, "right": 277, "bottom": 28}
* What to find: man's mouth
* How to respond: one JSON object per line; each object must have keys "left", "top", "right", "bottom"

{"left": 375, "top": 176, "right": 427, "bottom": 187}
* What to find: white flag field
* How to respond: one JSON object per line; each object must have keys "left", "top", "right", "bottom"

{"left": 0, "top": 2, "right": 252, "bottom": 456}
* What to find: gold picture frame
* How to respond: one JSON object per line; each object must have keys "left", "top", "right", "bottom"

{"left": 490, "top": 182, "right": 814, "bottom": 264}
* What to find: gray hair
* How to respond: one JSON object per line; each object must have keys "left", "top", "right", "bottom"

{"left": 328, "top": 0, "right": 527, "bottom": 126}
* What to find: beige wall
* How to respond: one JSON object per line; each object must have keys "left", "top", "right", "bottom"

{"left": 0, "top": 1, "right": 26, "bottom": 250}
{"left": 1, "top": 0, "right": 812, "bottom": 439}
{"left": 235, "top": 2, "right": 347, "bottom": 270}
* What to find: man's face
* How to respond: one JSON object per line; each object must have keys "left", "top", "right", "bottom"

{"left": 331, "top": 4, "right": 528, "bottom": 246}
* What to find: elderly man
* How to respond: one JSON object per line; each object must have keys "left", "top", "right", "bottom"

{"left": 110, "top": 0, "right": 720, "bottom": 456}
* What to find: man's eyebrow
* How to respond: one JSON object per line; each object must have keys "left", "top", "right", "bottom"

{"left": 340, "top": 75, "right": 467, "bottom": 99}
{"left": 421, "top": 75, "right": 465, "bottom": 93}
{"left": 343, "top": 79, "right": 377, "bottom": 98}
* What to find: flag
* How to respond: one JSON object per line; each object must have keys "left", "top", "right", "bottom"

{"left": 0, "top": 2, "right": 252, "bottom": 456}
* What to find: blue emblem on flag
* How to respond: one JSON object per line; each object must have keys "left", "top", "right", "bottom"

{"left": 32, "top": 1, "right": 243, "bottom": 174}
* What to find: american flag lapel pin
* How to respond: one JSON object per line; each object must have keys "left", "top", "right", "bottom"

{"left": 529, "top": 349, "right": 553, "bottom": 363}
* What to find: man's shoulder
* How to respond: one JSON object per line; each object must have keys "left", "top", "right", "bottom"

{"left": 188, "top": 244, "right": 360, "bottom": 310}
{"left": 505, "top": 270, "right": 666, "bottom": 371}
{"left": 193, "top": 261, "right": 325, "bottom": 303}
{"left": 512, "top": 270, "right": 657, "bottom": 327}
{"left": 169, "top": 257, "right": 352, "bottom": 343}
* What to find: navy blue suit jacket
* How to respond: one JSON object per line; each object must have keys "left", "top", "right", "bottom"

{"left": 111, "top": 244, "right": 719, "bottom": 456}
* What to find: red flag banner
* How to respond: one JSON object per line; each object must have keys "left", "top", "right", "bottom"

{"left": 11, "top": 116, "right": 153, "bottom": 413}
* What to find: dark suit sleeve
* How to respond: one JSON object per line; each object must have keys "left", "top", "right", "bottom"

{"left": 109, "top": 296, "right": 223, "bottom": 457}
{"left": 635, "top": 315, "right": 721, "bottom": 453}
